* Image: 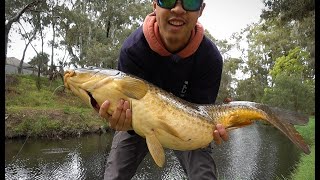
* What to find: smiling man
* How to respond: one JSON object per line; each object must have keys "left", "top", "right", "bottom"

{"left": 154, "top": 0, "right": 204, "bottom": 53}
{"left": 100, "top": 0, "right": 229, "bottom": 179}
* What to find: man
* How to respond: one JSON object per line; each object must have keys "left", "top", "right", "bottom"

{"left": 99, "top": 0, "right": 228, "bottom": 179}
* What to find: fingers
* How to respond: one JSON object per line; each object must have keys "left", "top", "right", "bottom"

{"left": 114, "top": 100, "right": 131, "bottom": 131}
{"left": 109, "top": 99, "right": 124, "bottom": 129}
{"left": 122, "top": 106, "right": 133, "bottom": 130}
{"left": 213, "top": 129, "right": 222, "bottom": 145}
{"left": 217, "top": 124, "right": 229, "bottom": 141}
{"left": 213, "top": 124, "right": 229, "bottom": 145}
{"left": 103, "top": 99, "right": 131, "bottom": 131}
{"left": 99, "top": 100, "right": 111, "bottom": 119}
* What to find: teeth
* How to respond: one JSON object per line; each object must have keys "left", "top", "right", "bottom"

{"left": 169, "top": 20, "right": 184, "bottom": 26}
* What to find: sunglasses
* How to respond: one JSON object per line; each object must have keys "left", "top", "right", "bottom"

{"left": 156, "top": 0, "right": 203, "bottom": 11}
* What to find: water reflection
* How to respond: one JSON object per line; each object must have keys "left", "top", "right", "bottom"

{"left": 5, "top": 134, "right": 112, "bottom": 180}
{"left": 211, "top": 123, "right": 300, "bottom": 180}
{"left": 133, "top": 150, "right": 187, "bottom": 180}
{"left": 5, "top": 123, "right": 301, "bottom": 180}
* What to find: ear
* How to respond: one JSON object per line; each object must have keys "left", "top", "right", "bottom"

{"left": 153, "top": 1, "right": 157, "bottom": 12}
{"left": 199, "top": 3, "right": 206, "bottom": 17}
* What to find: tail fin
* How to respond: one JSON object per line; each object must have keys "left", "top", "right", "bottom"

{"left": 204, "top": 101, "right": 311, "bottom": 154}
{"left": 252, "top": 102, "right": 310, "bottom": 154}
{"left": 229, "top": 101, "right": 309, "bottom": 125}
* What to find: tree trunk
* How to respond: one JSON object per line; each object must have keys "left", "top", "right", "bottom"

{"left": 37, "top": 15, "right": 44, "bottom": 91}
{"left": 49, "top": 22, "right": 56, "bottom": 80}
{"left": 18, "top": 31, "right": 37, "bottom": 74}
{"left": 106, "top": 20, "right": 111, "bottom": 38}
{"left": 5, "top": 25, "right": 10, "bottom": 63}
{"left": 79, "top": 35, "right": 83, "bottom": 64}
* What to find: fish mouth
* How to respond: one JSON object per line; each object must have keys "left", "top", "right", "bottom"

{"left": 86, "top": 91, "right": 100, "bottom": 111}
{"left": 64, "top": 70, "right": 100, "bottom": 111}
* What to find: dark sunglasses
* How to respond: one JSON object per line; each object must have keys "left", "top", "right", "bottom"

{"left": 156, "top": 0, "right": 203, "bottom": 11}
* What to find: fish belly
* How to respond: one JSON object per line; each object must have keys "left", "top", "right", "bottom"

{"left": 131, "top": 91, "right": 213, "bottom": 151}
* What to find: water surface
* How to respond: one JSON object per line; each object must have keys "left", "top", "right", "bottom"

{"left": 5, "top": 123, "right": 301, "bottom": 179}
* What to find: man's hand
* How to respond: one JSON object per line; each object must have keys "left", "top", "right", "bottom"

{"left": 99, "top": 99, "right": 133, "bottom": 131}
{"left": 213, "top": 124, "right": 228, "bottom": 145}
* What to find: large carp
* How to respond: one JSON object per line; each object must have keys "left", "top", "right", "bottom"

{"left": 63, "top": 67, "right": 310, "bottom": 167}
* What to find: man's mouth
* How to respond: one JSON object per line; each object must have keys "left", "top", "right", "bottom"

{"left": 168, "top": 20, "right": 185, "bottom": 26}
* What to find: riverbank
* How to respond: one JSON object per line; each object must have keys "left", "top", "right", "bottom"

{"left": 5, "top": 74, "right": 108, "bottom": 139}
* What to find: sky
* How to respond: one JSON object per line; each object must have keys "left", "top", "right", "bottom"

{"left": 199, "top": 0, "right": 265, "bottom": 40}
{"left": 7, "top": 0, "right": 265, "bottom": 64}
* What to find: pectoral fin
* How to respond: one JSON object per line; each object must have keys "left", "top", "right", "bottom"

{"left": 114, "top": 77, "right": 148, "bottom": 99}
{"left": 146, "top": 133, "right": 165, "bottom": 167}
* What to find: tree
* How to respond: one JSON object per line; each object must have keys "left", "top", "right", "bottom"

{"left": 17, "top": 22, "right": 37, "bottom": 74}
{"left": 29, "top": 53, "right": 50, "bottom": 90}
{"left": 217, "top": 57, "right": 242, "bottom": 102}
{"left": 269, "top": 47, "right": 313, "bottom": 80}
{"left": 29, "top": 53, "right": 50, "bottom": 74}
{"left": 57, "top": 0, "right": 152, "bottom": 68}
{"left": 262, "top": 74, "right": 314, "bottom": 114}
{"left": 261, "top": 0, "right": 315, "bottom": 76}
{"left": 6, "top": 0, "right": 153, "bottom": 73}
{"left": 204, "top": 30, "right": 240, "bottom": 102}
{"left": 232, "top": 2, "right": 314, "bottom": 101}
{"left": 263, "top": 47, "right": 314, "bottom": 114}
{"left": 231, "top": 24, "right": 273, "bottom": 102}
{"left": 45, "top": 0, "right": 62, "bottom": 80}
{"left": 261, "top": 0, "right": 314, "bottom": 22}
{"left": 5, "top": 0, "right": 42, "bottom": 62}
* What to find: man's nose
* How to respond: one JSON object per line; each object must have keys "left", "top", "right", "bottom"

{"left": 171, "top": 0, "right": 186, "bottom": 14}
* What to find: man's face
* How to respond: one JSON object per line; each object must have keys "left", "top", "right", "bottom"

{"left": 153, "top": 0, "right": 205, "bottom": 46}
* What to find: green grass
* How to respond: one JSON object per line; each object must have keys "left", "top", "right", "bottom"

{"left": 6, "top": 106, "right": 106, "bottom": 138}
{"left": 290, "top": 117, "right": 315, "bottom": 180}
{"left": 291, "top": 145, "right": 315, "bottom": 180}
{"left": 295, "top": 117, "right": 315, "bottom": 146}
{"left": 6, "top": 74, "right": 88, "bottom": 108}
{"left": 277, "top": 117, "right": 315, "bottom": 180}
{"left": 13, "top": 115, "right": 61, "bottom": 136}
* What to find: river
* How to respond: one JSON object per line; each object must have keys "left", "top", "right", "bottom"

{"left": 5, "top": 123, "right": 301, "bottom": 180}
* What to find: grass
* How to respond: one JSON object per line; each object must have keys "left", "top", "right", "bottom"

{"left": 276, "top": 117, "right": 315, "bottom": 180}
{"left": 290, "top": 117, "right": 315, "bottom": 180}
{"left": 5, "top": 74, "right": 108, "bottom": 138}
{"left": 5, "top": 74, "right": 88, "bottom": 108}
{"left": 295, "top": 117, "right": 315, "bottom": 146}
{"left": 291, "top": 145, "right": 315, "bottom": 180}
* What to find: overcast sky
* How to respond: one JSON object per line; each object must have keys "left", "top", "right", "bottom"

{"left": 199, "top": 0, "right": 265, "bottom": 39}
{"left": 7, "top": 0, "right": 265, "bottom": 63}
